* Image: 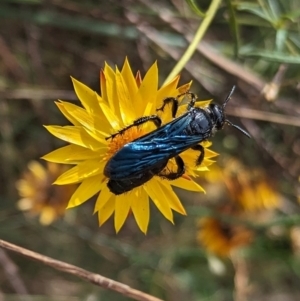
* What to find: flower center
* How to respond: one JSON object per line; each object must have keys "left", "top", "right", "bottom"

{"left": 105, "top": 126, "right": 146, "bottom": 161}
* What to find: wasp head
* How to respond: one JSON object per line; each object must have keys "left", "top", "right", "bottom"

{"left": 210, "top": 86, "right": 251, "bottom": 138}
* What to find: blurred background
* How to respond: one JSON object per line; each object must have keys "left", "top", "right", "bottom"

{"left": 0, "top": 0, "right": 299, "bottom": 300}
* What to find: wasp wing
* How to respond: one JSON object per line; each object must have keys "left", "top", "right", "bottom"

{"left": 105, "top": 112, "right": 209, "bottom": 179}
{"left": 105, "top": 136, "right": 202, "bottom": 179}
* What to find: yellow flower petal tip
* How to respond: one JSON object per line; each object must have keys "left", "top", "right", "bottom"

{"left": 43, "top": 58, "right": 218, "bottom": 233}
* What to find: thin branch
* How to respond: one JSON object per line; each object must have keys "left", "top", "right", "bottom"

{"left": 0, "top": 249, "right": 28, "bottom": 295}
{"left": 226, "top": 106, "right": 300, "bottom": 127}
{"left": 232, "top": 255, "right": 250, "bottom": 301}
{"left": 0, "top": 89, "right": 77, "bottom": 101}
{"left": 0, "top": 239, "right": 164, "bottom": 301}
{"left": 241, "top": 119, "right": 299, "bottom": 178}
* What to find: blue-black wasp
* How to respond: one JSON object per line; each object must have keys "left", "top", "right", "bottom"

{"left": 104, "top": 86, "right": 250, "bottom": 195}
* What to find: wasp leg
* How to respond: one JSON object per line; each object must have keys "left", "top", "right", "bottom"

{"left": 192, "top": 144, "right": 205, "bottom": 166}
{"left": 156, "top": 97, "right": 179, "bottom": 118}
{"left": 186, "top": 92, "right": 198, "bottom": 111}
{"left": 157, "top": 92, "right": 198, "bottom": 117}
{"left": 159, "top": 156, "right": 185, "bottom": 180}
{"left": 107, "top": 115, "right": 162, "bottom": 140}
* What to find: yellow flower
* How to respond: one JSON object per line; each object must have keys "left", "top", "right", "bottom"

{"left": 43, "top": 58, "right": 218, "bottom": 233}
{"left": 205, "top": 158, "right": 280, "bottom": 211}
{"left": 197, "top": 216, "right": 253, "bottom": 257}
{"left": 16, "top": 161, "right": 76, "bottom": 225}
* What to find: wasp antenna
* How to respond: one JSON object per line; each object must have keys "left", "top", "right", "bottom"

{"left": 222, "top": 85, "right": 236, "bottom": 109}
{"left": 226, "top": 120, "right": 251, "bottom": 138}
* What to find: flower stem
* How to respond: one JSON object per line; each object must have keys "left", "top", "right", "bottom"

{"left": 163, "top": 0, "right": 222, "bottom": 85}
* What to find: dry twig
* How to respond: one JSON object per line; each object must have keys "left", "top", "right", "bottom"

{"left": 0, "top": 249, "right": 28, "bottom": 294}
{"left": 0, "top": 239, "right": 163, "bottom": 301}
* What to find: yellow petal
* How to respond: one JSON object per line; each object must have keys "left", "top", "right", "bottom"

{"left": 156, "top": 75, "right": 180, "bottom": 107}
{"left": 143, "top": 101, "right": 155, "bottom": 119}
{"left": 114, "top": 193, "right": 132, "bottom": 233}
{"left": 103, "top": 63, "right": 122, "bottom": 121}
{"left": 55, "top": 101, "right": 81, "bottom": 126}
{"left": 121, "top": 57, "right": 139, "bottom": 105}
{"left": 177, "top": 81, "right": 193, "bottom": 94}
{"left": 201, "top": 141, "right": 212, "bottom": 148}
{"left": 16, "top": 180, "right": 35, "bottom": 198}
{"left": 195, "top": 166, "right": 209, "bottom": 172}
{"left": 17, "top": 198, "right": 33, "bottom": 210}
{"left": 71, "top": 77, "right": 102, "bottom": 116}
{"left": 115, "top": 69, "right": 135, "bottom": 123}
{"left": 83, "top": 127, "right": 107, "bottom": 145}
{"left": 44, "top": 126, "right": 104, "bottom": 151}
{"left": 98, "top": 196, "right": 115, "bottom": 226}
{"left": 131, "top": 188, "right": 149, "bottom": 234}
{"left": 39, "top": 207, "right": 56, "bottom": 225}
{"left": 27, "top": 161, "right": 46, "bottom": 181}
{"left": 181, "top": 149, "right": 198, "bottom": 165}
{"left": 98, "top": 100, "right": 121, "bottom": 131}
{"left": 96, "top": 97, "right": 117, "bottom": 132}
{"left": 42, "top": 145, "right": 101, "bottom": 164}
{"left": 171, "top": 177, "right": 205, "bottom": 192}
{"left": 164, "top": 83, "right": 193, "bottom": 117}
{"left": 54, "top": 159, "right": 105, "bottom": 184}
{"left": 176, "top": 104, "right": 188, "bottom": 117}
{"left": 201, "top": 159, "right": 215, "bottom": 167}
{"left": 47, "top": 162, "right": 61, "bottom": 175}
{"left": 56, "top": 102, "right": 104, "bottom": 135}
{"left": 196, "top": 100, "right": 212, "bottom": 108}
{"left": 138, "top": 61, "right": 158, "bottom": 116}
{"left": 159, "top": 181, "right": 186, "bottom": 215}
{"left": 156, "top": 77, "right": 182, "bottom": 123}
{"left": 56, "top": 100, "right": 111, "bottom": 136}
{"left": 67, "top": 175, "right": 104, "bottom": 208}
{"left": 176, "top": 97, "right": 211, "bottom": 117}
{"left": 144, "top": 179, "right": 173, "bottom": 223}
{"left": 204, "top": 148, "right": 219, "bottom": 159}
{"left": 94, "top": 183, "right": 112, "bottom": 212}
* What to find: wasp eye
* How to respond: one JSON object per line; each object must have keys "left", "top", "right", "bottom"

{"left": 210, "top": 104, "right": 225, "bottom": 130}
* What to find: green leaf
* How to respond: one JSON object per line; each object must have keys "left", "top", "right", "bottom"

{"left": 282, "top": 9, "right": 300, "bottom": 22}
{"left": 225, "top": 0, "right": 240, "bottom": 58}
{"left": 237, "top": 2, "right": 273, "bottom": 23}
{"left": 240, "top": 49, "right": 300, "bottom": 64}
{"left": 186, "top": 0, "right": 206, "bottom": 17}
{"left": 289, "top": 34, "right": 300, "bottom": 50}
{"left": 275, "top": 29, "right": 287, "bottom": 51}
{"left": 267, "top": 0, "right": 282, "bottom": 20}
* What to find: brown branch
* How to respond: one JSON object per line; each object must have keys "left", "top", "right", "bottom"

{"left": 0, "top": 249, "right": 28, "bottom": 295}
{"left": 0, "top": 239, "right": 164, "bottom": 301}
{"left": 226, "top": 106, "right": 300, "bottom": 127}
{"left": 0, "top": 89, "right": 76, "bottom": 101}
{"left": 241, "top": 119, "right": 299, "bottom": 178}
{"left": 232, "top": 255, "right": 250, "bottom": 301}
